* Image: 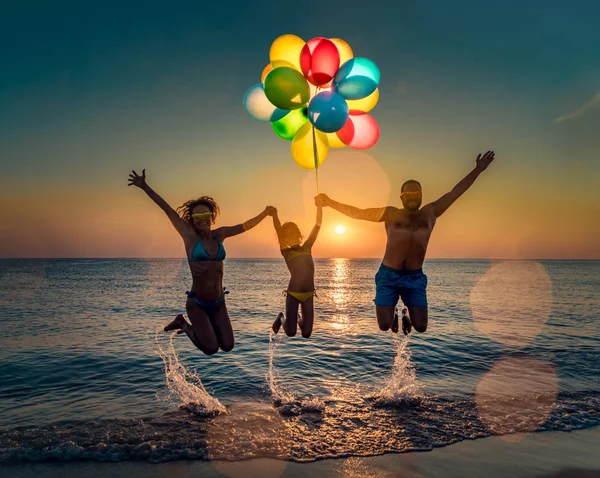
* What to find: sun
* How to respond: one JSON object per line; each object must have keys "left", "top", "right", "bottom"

{"left": 334, "top": 224, "right": 347, "bottom": 235}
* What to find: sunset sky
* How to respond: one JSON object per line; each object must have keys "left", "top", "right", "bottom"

{"left": 1, "top": 1, "right": 599, "bottom": 259}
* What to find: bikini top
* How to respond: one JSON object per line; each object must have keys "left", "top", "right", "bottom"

{"left": 190, "top": 235, "right": 226, "bottom": 262}
{"left": 283, "top": 246, "right": 311, "bottom": 261}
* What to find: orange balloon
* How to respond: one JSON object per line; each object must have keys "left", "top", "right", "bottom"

{"left": 261, "top": 64, "right": 273, "bottom": 83}
{"left": 330, "top": 38, "right": 354, "bottom": 66}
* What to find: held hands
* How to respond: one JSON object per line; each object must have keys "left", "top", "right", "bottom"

{"left": 265, "top": 206, "right": 277, "bottom": 216}
{"left": 315, "top": 194, "right": 331, "bottom": 207}
{"left": 475, "top": 151, "right": 495, "bottom": 172}
{"left": 128, "top": 169, "right": 147, "bottom": 189}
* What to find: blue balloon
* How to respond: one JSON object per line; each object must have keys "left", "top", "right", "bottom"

{"left": 243, "top": 84, "right": 288, "bottom": 122}
{"left": 307, "top": 91, "right": 349, "bottom": 133}
{"left": 332, "top": 58, "right": 380, "bottom": 101}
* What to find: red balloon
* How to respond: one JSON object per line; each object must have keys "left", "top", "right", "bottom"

{"left": 300, "top": 37, "right": 340, "bottom": 87}
{"left": 336, "top": 110, "right": 380, "bottom": 150}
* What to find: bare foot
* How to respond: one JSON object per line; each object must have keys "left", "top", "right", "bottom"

{"left": 272, "top": 312, "right": 284, "bottom": 334}
{"left": 164, "top": 314, "right": 186, "bottom": 332}
{"left": 391, "top": 308, "right": 399, "bottom": 333}
{"left": 401, "top": 307, "right": 412, "bottom": 335}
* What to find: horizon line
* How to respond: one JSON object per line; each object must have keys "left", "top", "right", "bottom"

{"left": 1, "top": 257, "right": 599, "bottom": 261}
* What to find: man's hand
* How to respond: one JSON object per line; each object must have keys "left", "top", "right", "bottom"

{"left": 265, "top": 206, "right": 277, "bottom": 216}
{"left": 315, "top": 194, "right": 331, "bottom": 207}
{"left": 128, "top": 169, "right": 147, "bottom": 188}
{"left": 475, "top": 151, "right": 495, "bottom": 172}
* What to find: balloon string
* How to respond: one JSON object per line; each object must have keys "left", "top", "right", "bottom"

{"left": 312, "top": 125, "right": 319, "bottom": 194}
{"left": 312, "top": 86, "right": 321, "bottom": 195}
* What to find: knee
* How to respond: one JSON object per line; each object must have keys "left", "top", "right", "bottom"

{"left": 378, "top": 322, "right": 391, "bottom": 332}
{"left": 301, "top": 330, "right": 312, "bottom": 339}
{"left": 201, "top": 344, "right": 219, "bottom": 356}
{"left": 413, "top": 322, "right": 427, "bottom": 333}
{"left": 285, "top": 329, "right": 297, "bottom": 337}
{"left": 219, "top": 340, "right": 235, "bottom": 352}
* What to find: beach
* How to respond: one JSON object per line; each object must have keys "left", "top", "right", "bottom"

{"left": 3, "top": 428, "right": 599, "bottom": 478}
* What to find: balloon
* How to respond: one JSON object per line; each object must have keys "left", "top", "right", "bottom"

{"left": 261, "top": 64, "right": 273, "bottom": 83}
{"left": 269, "top": 34, "right": 305, "bottom": 71}
{"left": 336, "top": 111, "right": 380, "bottom": 149}
{"left": 264, "top": 67, "right": 310, "bottom": 110}
{"left": 291, "top": 122, "right": 329, "bottom": 169}
{"left": 307, "top": 91, "right": 349, "bottom": 133}
{"left": 330, "top": 38, "right": 354, "bottom": 65}
{"left": 272, "top": 107, "right": 309, "bottom": 140}
{"left": 243, "top": 84, "right": 289, "bottom": 122}
{"left": 346, "top": 88, "right": 379, "bottom": 113}
{"left": 300, "top": 37, "right": 340, "bottom": 86}
{"left": 332, "top": 58, "right": 380, "bottom": 100}
{"left": 325, "top": 132, "right": 346, "bottom": 148}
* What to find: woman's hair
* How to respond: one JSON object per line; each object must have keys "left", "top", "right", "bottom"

{"left": 279, "top": 222, "right": 304, "bottom": 248}
{"left": 177, "top": 196, "right": 220, "bottom": 225}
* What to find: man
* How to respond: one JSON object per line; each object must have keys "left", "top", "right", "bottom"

{"left": 315, "top": 150, "right": 495, "bottom": 335}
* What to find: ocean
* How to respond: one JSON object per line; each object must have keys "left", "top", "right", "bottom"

{"left": 0, "top": 259, "right": 598, "bottom": 464}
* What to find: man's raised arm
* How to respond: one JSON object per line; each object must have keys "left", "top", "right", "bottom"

{"left": 315, "top": 194, "right": 391, "bottom": 222}
{"left": 430, "top": 150, "right": 495, "bottom": 218}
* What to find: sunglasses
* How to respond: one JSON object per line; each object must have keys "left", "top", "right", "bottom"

{"left": 401, "top": 191, "right": 422, "bottom": 198}
{"left": 192, "top": 212, "right": 213, "bottom": 221}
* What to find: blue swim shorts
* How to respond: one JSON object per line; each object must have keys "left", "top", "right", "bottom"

{"left": 374, "top": 263, "right": 428, "bottom": 308}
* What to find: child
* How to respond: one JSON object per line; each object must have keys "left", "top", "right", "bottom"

{"left": 271, "top": 205, "right": 322, "bottom": 338}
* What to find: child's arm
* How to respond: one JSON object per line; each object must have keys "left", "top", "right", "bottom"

{"left": 303, "top": 206, "right": 323, "bottom": 249}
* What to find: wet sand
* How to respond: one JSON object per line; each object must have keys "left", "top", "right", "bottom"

{"left": 2, "top": 427, "right": 599, "bottom": 478}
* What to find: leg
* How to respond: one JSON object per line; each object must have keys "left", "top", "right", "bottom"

{"left": 282, "top": 293, "right": 299, "bottom": 337}
{"left": 401, "top": 271, "right": 428, "bottom": 333}
{"left": 401, "top": 307, "right": 411, "bottom": 335}
{"left": 272, "top": 312, "right": 284, "bottom": 334}
{"left": 209, "top": 301, "right": 235, "bottom": 352}
{"left": 374, "top": 265, "right": 400, "bottom": 332}
{"left": 376, "top": 306, "right": 396, "bottom": 331}
{"left": 183, "top": 299, "right": 219, "bottom": 355}
{"left": 299, "top": 295, "right": 314, "bottom": 338}
{"left": 407, "top": 306, "right": 428, "bottom": 333}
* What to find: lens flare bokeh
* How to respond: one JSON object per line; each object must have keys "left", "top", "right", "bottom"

{"left": 476, "top": 357, "right": 558, "bottom": 441}
{"left": 470, "top": 261, "right": 552, "bottom": 347}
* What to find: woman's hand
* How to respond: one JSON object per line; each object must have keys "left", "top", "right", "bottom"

{"left": 265, "top": 206, "right": 277, "bottom": 216}
{"left": 128, "top": 169, "right": 147, "bottom": 189}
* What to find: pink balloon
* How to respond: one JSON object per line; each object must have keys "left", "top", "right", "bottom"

{"left": 300, "top": 37, "right": 340, "bottom": 87}
{"left": 336, "top": 110, "right": 380, "bottom": 150}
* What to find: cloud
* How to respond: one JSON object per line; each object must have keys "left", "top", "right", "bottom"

{"left": 555, "top": 92, "right": 600, "bottom": 123}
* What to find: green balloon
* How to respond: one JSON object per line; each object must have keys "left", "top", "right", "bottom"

{"left": 272, "top": 107, "right": 308, "bottom": 140}
{"left": 264, "top": 67, "right": 310, "bottom": 110}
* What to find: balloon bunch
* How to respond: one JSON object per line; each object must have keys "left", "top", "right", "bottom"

{"left": 243, "top": 34, "right": 381, "bottom": 187}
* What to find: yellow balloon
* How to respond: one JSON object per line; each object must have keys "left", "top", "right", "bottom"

{"left": 330, "top": 38, "right": 354, "bottom": 66}
{"left": 325, "top": 132, "right": 346, "bottom": 148}
{"left": 346, "top": 88, "right": 379, "bottom": 113}
{"left": 291, "top": 123, "right": 329, "bottom": 169}
{"left": 270, "top": 34, "right": 305, "bottom": 72}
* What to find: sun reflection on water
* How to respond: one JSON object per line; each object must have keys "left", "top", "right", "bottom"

{"left": 330, "top": 258, "right": 351, "bottom": 332}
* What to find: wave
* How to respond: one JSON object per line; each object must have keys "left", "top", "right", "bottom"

{"left": 1, "top": 388, "right": 598, "bottom": 464}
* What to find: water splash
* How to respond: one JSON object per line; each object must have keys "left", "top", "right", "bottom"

{"left": 267, "top": 331, "right": 325, "bottom": 415}
{"left": 371, "top": 334, "right": 422, "bottom": 406}
{"left": 154, "top": 329, "right": 226, "bottom": 416}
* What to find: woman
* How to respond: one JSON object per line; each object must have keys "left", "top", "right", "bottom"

{"left": 129, "top": 169, "right": 274, "bottom": 355}
{"left": 270, "top": 205, "right": 322, "bottom": 338}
